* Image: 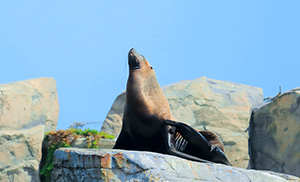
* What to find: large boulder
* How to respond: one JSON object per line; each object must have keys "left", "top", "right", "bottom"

{"left": 0, "top": 78, "right": 59, "bottom": 133}
{"left": 0, "top": 78, "right": 59, "bottom": 182}
{"left": 100, "top": 77, "right": 263, "bottom": 168}
{"left": 0, "top": 125, "right": 45, "bottom": 182}
{"left": 248, "top": 88, "right": 300, "bottom": 177}
{"left": 52, "top": 148, "right": 300, "bottom": 182}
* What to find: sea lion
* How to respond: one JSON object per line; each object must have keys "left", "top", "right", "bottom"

{"left": 113, "top": 48, "right": 230, "bottom": 165}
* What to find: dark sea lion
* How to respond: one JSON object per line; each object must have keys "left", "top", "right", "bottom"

{"left": 113, "top": 48, "right": 230, "bottom": 165}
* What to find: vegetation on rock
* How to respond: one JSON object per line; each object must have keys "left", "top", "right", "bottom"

{"left": 40, "top": 122, "right": 114, "bottom": 182}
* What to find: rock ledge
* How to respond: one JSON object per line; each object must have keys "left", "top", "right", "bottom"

{"left": 52, "top": 148, "right": 299, "bottom": 182}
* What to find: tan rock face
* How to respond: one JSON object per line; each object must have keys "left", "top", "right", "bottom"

{"left": 249, "top": 88, "right": 300, "bottom": 177}
{"left": 0, "top": 125, "right": 45, "bottom": 182}
{"left": 0, "top": 78, "right": 59, "bottom": 133}
{"left": 101, "top": 77, "right": 263, "bottom": 168}
{"left": 0, "top": 78, "right": 59, "bottom": 182}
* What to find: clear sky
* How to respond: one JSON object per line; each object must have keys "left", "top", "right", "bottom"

{"left": 1, "top": 1, "right": 299, "bottom": 130}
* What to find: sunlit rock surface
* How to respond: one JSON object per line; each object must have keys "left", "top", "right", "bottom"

{"left": 0, "top": 78, "right": 59, "bottom": 182}
{"left": 52, "top": 148, "right": 299, "bottom": 182}
{"left": 0, "top": 78, "right": 59, "bottom": 133}
{"left": 249, "top": 88, "right": 300, "bottom": 177}
{"left": 0, "top": 125, "right": 45, "bottom": 182}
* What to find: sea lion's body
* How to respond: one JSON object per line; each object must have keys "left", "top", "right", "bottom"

{"left": 113, "top": 48, "right": 230, "bottom": 165}
{"left": 113, "top": 48, "right": 174, "bottom": 153}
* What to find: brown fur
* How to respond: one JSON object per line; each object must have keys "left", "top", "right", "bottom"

{"left": 114, "top": 48, "right": 229, "bottom": 165}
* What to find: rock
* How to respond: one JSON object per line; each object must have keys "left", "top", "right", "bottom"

{"left": 0, "top": 77, "right": 59, "bottom": 133}
{"left": 101, "top": 92, "right": 125, "bottom": 138}
{"left": 72, "top": 137, "right": 116, "bottom": 149}
{"left": 0, "top": 125, "right": 45, "bottom": 182}
{"left": 248, "top": 88, "right": 300, "bottom": 177}
{"left": 72, "top": 137, "right": 90, "bottom": 148}
{"left": 97, "top": 139, "right": 117, "bottom": 149}
{"left": 0, "top": 78, "right": 59, "bottom": 182}
{"left": 52, "top": 148, "right": 300, "bottom": 182}
{"left": 100, "top": 77, "right": 263, "bottom": 168}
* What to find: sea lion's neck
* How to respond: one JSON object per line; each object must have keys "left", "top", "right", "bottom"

{"left": 126, "top": 72, "right": 173, "bottom": 120}
{"left": 126, "top": 73, "right": 159, "bottom": 105}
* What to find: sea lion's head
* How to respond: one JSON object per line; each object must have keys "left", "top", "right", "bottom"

{"left": 128, "top": 48, "right": 154, "bottom": 78}
{"left": 126, "top": 48, "right": 173, "bottom": 120}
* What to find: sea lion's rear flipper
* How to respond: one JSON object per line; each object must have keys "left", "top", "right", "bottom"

{"left": 113, "top": 130, "right": 135, "bottom": 150}
{"left": 165, "top": 119, "right": 210, "bottom": 147}
{"left": 164, "top": 127, "right": 212, "bottom": 164}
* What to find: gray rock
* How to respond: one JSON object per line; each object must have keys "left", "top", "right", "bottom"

{"left": 52, "top": 148, "right": 300, "bottom": 182}
{"left": 72, "top": 137, "right": 90, "bottom": 148}
{"left": 101, "top": 77, "right": 263, "bottom": 167}
{"left": 72, "top": 137, "right": 116, "bottom": 149}
{"left": 248, "top": 88, "right": 300, "bottom": 177}
{"left": 0, "top": 78, "right": 59, "bottom": 133}
{"left": 0, "top": 125, "right": 45, "bottom": 182}
{"left": 0, "top": 78, "right": 59, "bottom": 182}
{"left": 97, "top": 139, "right": 117, "bottom": 149}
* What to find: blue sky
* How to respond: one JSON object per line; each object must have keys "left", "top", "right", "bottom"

{"left": 1, "top": 1, "right": 299, "bottom": 130}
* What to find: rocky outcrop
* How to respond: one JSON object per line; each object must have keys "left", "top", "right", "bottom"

{"left": 0, "top": 78, "right": 59, "bottom": 133}
{"left": 0, "top": 78, "right": 59, "bottom": 182}
{"left": 0, "top": 125, "right": 45, "bottom": 182}
{"left": 101, "top": 77, "right": 263, "bottom": 168}
{"left": 248, "top": 88, "right": 300, "bottom": 177}
{"left": 52, "top": 148, "right": 300, "bottom": 182}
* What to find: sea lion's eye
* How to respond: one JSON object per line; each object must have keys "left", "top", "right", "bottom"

{"left": 150, "top": 66, "right": 153, "bottom": 69}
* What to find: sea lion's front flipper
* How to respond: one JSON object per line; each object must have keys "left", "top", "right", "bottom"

{"left": 165, "top": 119, "right": 210, "bottom": 147}
{"left": 164, "top": 126, "right": 212, "bottom": 164}
{"left": 211, "top": 147, "right": 231, "bottom": 165}
{"left": 113, "top": 130, "right": 135, "bottom": 150}
{"left": 166, "top": 120, "right": 231, "bottom": 165}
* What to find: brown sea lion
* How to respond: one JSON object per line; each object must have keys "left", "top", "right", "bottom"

{"left": 113, "top": 48, "right": 230, "bottom": 165}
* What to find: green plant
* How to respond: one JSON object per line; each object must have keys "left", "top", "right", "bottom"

{"left": 40, "top": 126, "right": 114, "bottom": 182}
{"left": 40, "top": 142, "right": 70, "bottom": 182}
{"left": 99, "top": 131, "right": 115, "bottom": 139}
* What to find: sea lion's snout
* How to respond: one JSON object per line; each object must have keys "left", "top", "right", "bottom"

{"left": 128, "top": 48, "right": 144, "bottom": 69}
